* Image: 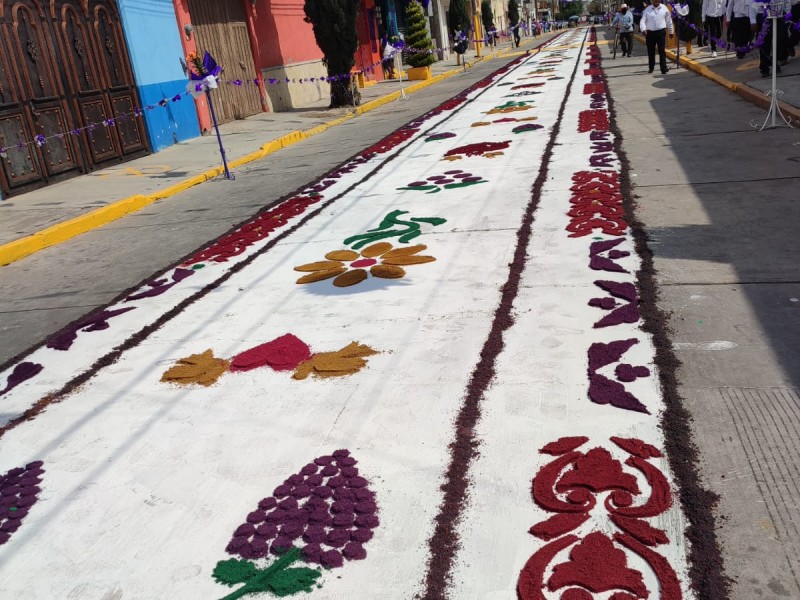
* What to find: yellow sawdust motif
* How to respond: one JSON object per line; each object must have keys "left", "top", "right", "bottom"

{"left": 293, "top": 342, "right": 379, "bottom": 380}
{"left": 161, "top": 349, "right": 230, "bottom": 386}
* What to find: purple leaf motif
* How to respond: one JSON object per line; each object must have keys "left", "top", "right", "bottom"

{"left": 0, "top": 461, "right": 45, "bottom": 546}
{"left": 587, "top": 339, "right": 651, "bottom": 413}
{"left": 125, "top": 268, "right": 195, "bottom": 302}
{"left": 0, "top": 362, "right": 44, "bottom": 397}
{"left": 589, "top": 238, "right": 630, "bottom": 273}
{"left": 46, "top": 307, "right": 136, "bottom": 351}
{"left": 588, "top": 280, "right": 640, "bottom": 328}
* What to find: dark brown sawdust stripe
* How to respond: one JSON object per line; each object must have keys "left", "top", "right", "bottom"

{"left": 0, "top": 42, "right": 552, "bottom": 440}
{"left": 601, "top": 34, "right": 732, "bottom": 599}
{"left": 418, "top": 30, "right": 586, "bottom": 600}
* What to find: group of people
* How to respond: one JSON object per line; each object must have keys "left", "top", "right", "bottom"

{"left": 610, "top": 0, "right": 800, "bottom": 78}
{"left": 722, "top": 0, "right": 800, "bottom": 77}
{"left": 610, "top": 1, "right": 671, "bottom": 74}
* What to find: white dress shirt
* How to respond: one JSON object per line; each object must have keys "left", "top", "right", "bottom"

{"left": 726, "top": 0, "right": 756, "bottom": 23}
{"left": 701, "top": 0, "right": 727, "bottom": 17}
{"left": 640, "top": 4, "right": 674, "bottom": 34}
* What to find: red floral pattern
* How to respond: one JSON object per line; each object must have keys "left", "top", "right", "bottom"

{"left": 518, "top": 438, "right": 682, "bottom": 600}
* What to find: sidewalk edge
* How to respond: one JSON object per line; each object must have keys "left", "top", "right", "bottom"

{"left": 633, "top": 34, "right": 800, "bottom": 123}
{"left": 0, "top": 49, "right": 518, "bottom": 267}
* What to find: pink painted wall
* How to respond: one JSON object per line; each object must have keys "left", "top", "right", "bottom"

{"left": 247, "top": 0, "right": 323, "bottom": 68}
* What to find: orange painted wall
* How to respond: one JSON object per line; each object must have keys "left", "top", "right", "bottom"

{"left": 172, "top": 0, "right": 211, "bottom": 130}
{"left": 248, "top": 0, "right": 323, "bottom": 68}
{"left": 355, "top": 0, "right": 383, "bottom": 81}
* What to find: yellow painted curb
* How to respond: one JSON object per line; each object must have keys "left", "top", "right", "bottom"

{"left": 0, "top": 60, "right": 490, "bottom": 267}
{"left": 631, "top": 34, "right": 800, "bottom": 123}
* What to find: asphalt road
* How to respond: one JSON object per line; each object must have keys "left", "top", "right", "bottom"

{"left": 0, "top": 54, "right": 527, "bottom": 366}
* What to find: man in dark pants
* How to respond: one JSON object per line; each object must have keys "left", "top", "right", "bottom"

{"left": 756, "top": 2, "right": 789, "bottom": 77}
{"left": 725, "top": 0, "right": 757, "bottom": 59}
{"left": 640, "top": 0, "right": 674, "bottom": 73}
{"left": 702, "top": 0, "right": 726, "bottom": 56}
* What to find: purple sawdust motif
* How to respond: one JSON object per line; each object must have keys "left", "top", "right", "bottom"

{"left": 589, "top": 280, "right": 640, "bottom": 328}
{"left": 0, "top": 461, "right": 45, "bottom": 545}
{"left": 46, "top": 307, "right": 136, "bottom": 351}
{"left": 587, "top": 339, "right": 651, "bottom": 413}
{"left": 213, "top": 450, "right": 379, "bottom": 598}
{"left": 589, "top": 238, "right": 630, "bottom": 273}
{"left": 0, "top": 362, "right": 44, "bottom": 397}
{"left": 125, "top": 268, "right": 195, "bottom": 302}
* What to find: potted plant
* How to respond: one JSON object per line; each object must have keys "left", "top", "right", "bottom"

{"left": 405, "top": 0, "right": 436, "bottom": 80}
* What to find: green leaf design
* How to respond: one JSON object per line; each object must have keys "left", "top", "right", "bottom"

{"left": 214, "top": 547, "right": 322, "bottom": 600}
{"left": 443, "top": 180, "right": 487, "bottom": 190}
{"left": 268, "top": 567, "right": 322, "bottom": 597}
{"left": 397, "top": 185, "right": 438, "bottom": 192}
{"left": 213, "top": 559, "right": 259, "bottom": 586}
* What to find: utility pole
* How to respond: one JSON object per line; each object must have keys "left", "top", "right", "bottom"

{"left": 472, "top": 0, "right": 484, "bottom": 56}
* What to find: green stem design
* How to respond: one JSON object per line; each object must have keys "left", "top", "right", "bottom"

{"left": 343, "top": 210, "right": 447, "bottom": 249}
{"left": 215, "top": 547, "right": 321, "bottom": 600}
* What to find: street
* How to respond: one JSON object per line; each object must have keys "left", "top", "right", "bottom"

{"left": 1, "top": 26, "right": 799, "bottom": 600}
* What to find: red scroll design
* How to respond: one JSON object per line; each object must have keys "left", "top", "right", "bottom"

{"left": 566, "top": 171, "right": 627, "bottom": 238}
{"left": 518, "top": 437, "right": 682, "bottom": 600}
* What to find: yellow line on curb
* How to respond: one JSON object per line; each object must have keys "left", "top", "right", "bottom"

{"left": 0, "top": 33, "right": 555, "bottom": 267}
{"left": 0, "top": 56, "right": 509, "bottom": 267}
{"left": 631, "top": 33, "right": 800, "bottom": 123}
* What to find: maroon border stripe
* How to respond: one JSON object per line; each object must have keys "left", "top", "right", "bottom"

{"left": 418, "top": 30, "right": 587, "bottom": 600}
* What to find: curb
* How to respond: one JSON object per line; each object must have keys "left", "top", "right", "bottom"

{"left": 0, "top": 46, "right": 526, "bottom": 268}
{"left": 633, "top": 34, "right": 800, "bottom": 123}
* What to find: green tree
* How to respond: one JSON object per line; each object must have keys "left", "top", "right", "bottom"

{"left": 481, "top": 0, "right": 494, "bottom": 38}
{"left": 448, "top": 0, "right": 470, "bottom": 35}
{"left": 561, "top": 0, "right": 582, "bottom": 18}
{"left": 303, "top": 0, "right": 361, "bottom": 108}
{"left": 508, "top": 0, "right": 520, "bottom": 25}
{"left": 508, "top": 0, "right": 520, "bottom": 46}
{"left": 405, "top": 1, "right": 436, "bottom": 68}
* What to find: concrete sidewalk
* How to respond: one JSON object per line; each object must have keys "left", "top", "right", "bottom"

{"left": 0, "top": 38, "right": 541, "bottom": 265}
{"left": 629, "top": 29, "right": 800, "bottom": 122}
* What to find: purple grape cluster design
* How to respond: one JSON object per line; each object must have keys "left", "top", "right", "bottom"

{"left": 397, "top": 170, "right": 487, "bottom": 194}
{"left": 0, "top": 461, "right": 45, "bottom": 545}
{"left": 213, "top": 450, "right": 378, "bottom": 599}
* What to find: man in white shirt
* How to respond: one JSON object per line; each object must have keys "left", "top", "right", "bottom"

{"left": 639, "top": 0, "right": 674, "bottom": 74}
{"left": 701, "top": 0, "right": 726, "bottom": 56}
{"left": 724, "top": 0, "right": 757, "bottom": 59}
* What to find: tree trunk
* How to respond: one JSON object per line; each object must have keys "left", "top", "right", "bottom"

{"left": 329, "top": 76, "right": 361, "bottom": 108}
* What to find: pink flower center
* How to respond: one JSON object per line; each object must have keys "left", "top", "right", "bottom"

{"left": 350, "top": 258, "right": 377, "bottom": 268}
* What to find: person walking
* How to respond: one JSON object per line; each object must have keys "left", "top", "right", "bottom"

{"left": 611, "top": 4, "right": 635, "bottom": 56}
{"left": 725, "top": 0, "right": 757, "bottom": 59}
{"left": 701, "top": 0, "right": 726, "bottom": 56}
{"left": 640, "top": 0, "right": 674, "bottom": 74}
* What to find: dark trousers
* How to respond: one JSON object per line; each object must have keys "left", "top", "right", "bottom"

{"left": 646, "top": 29, "right": 668, "bottom": 72}
{"left": 790, "top": 3, "right": 800, "bottom": 52}
{"left": 757, "top": 13, "right": 789, "bottom": 74}
{"left": 619, "top": 31, "right": 633, "bottom": 54}
{"left": 731, "top": 16, "right": 752, "bottom": 57}
{"left": 705, "top": 15, "right": 723, "bottom": 51}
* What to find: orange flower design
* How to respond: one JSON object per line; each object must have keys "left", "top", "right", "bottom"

{"left": 294, "top": 242, "right": 436, "bottom": 287}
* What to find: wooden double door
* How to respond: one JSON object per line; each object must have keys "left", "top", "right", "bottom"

{"left": 186, "top": 0, "right": 262, "bottom": 124}
{"left": 0, "top": 0, "right": 148, "bottom": 197}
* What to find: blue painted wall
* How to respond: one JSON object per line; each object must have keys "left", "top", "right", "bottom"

{"left": 117, "top": 0, "right": 200, "bottom": 151}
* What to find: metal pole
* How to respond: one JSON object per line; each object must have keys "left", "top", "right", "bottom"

{"left": 770, "top": 14, "right": 777, "bottom": 128}
{"left": 205, "top": 89, "right": 233, "bottom": 180}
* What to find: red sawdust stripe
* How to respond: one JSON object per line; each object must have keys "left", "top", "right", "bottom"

{"left": 599, "top": 31, "right": 731, "bottom": 599}
{"left": 0, "top": 41, "right": 548, "bottom": 440}
{"left": 418, "top": 30, "right": 586, "bottom": 600}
